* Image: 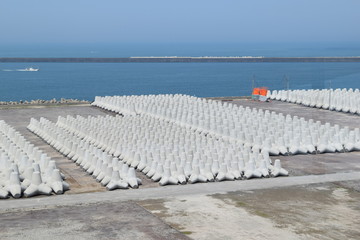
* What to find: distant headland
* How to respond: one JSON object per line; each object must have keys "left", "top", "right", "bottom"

{"left": 1, "top": 56, "right": 360, "bottom": 63}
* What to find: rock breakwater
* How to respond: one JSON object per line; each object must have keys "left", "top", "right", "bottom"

{"left": 0, "top": 98, "right": 90, "bottom": 106}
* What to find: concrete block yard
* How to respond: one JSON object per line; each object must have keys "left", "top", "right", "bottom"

{"left": 0, "top": 98, "right": 359, "bottom": 240}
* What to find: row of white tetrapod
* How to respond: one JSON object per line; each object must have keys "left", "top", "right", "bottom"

{"left": 27, "top": 113, "right": 288, "bottom": 188}
{"left": 0, "top": 120, "right": 69, "bottom": 199}
{"left": 92, "top": 94, "right": 360, "bottom": 155}
{"left": 268, "top": 88, "right": 360, "bottom": 114}
{"left": 28, "top": 117, "right": 142, "bottom": 190}
{"left": 56, "top": 114, "right": 289, "bottom": 181}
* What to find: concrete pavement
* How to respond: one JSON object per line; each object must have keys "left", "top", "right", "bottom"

{"left": 1, "top": 171, "right": 359, "bottom": 211}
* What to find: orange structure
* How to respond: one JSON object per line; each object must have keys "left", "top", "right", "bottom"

{"left": 259, "top": 87, "right": 268, "bottom": 96}
{"left": 252, "top": 87, "right": 268, "bottom": 100}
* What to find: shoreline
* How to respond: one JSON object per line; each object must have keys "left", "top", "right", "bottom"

{"left": 0, "top": 98, "right": 90, "bottom": 109}
{"left": 0, "top": 96, "right": 251, "bottom": 109}
{"left": 1, "top": 57, "right": 360, "bottom": 63}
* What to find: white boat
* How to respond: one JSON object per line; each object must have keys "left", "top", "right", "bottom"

{"left": 24, "top": 67, "right": 39, "bottom": 71}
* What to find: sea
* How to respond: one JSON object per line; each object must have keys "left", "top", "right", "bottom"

{"left": 1, "top": 42, "right": 360, "bottom": 102}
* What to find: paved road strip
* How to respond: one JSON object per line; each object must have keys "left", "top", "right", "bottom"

{"left": 1, "top": 171, "right": 359, "bottom": 211}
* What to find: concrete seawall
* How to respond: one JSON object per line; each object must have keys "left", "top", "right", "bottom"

{"left": 1, "top": 57, "right": 360, "bottom": 63}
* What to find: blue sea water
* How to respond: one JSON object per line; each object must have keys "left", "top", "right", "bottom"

{"left": 1, "top": 43, "right": 360, "bottom": 101}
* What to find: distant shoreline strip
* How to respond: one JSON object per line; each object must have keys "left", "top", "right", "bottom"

{"left": 1, "top": 57, "right": 360, "bottom": 63}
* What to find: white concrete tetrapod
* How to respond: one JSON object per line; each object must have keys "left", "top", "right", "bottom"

{"left": 276, "top": 137, "right": 288, "bottom": 155}
{"left": 344, "top": 133, "right": 357, "bottom": 152}
{"left": 92, "top": 159, "right": 103, "bottom": 178}
{"left": 271, "top": 159, "right": 289, "bottom": 177}
{"left": 216, "top": 163, "right": 235, "bottom": 181}
{"left": 6, "top": 172, "right": 22, "bottom": 198}
{"left": 0, "top": 188, "right": 9, "bottom": 199}
{"left": 24, "top": 171, "right": 52, "bottom": 197}
{"left": 137, "top": 156, "right": 147, "bottom": 171}
{"left": 211, "top": 160, "right": 220, "bottom": 176}
{"left": 159, "top": 167, "right": 178, "bottom": 186}
{"left": 100, "top": 166, "right": 113, "bottom": 186}
{"left": 304, "top": 136, "right": 316, "bottom": 154}
{"left": 332, "top": 135, "right": 344, "bottom": 152}
{"left": 21, "top": 167, "right": 34, "bottom": 188}
{"left": 95, "top": 162, "right": 108, "bottom": 182}
{"left": 145, "top": 161, "right": 157, "bottom": 177}
{"left": 127, "top": 167, "right": 140, "bottom": 188}
{"left": 106, "top": 170, "right": 128, "bottom": 190}
{"left": 354, "top": 141, "right": 360, "bottom": 151}
{"left": 48, "top": 160, "right": 65, "bottom": 180}
{"left": 184, "top": 161, "right": 192, "bottom": 178}
{"left": 130, "top": 153, "right": 141, "bottom": 168}
{"left": 262, "top": 139, "right": 280, "bottom": 156}
{"left": 49, "top": 169, "right": 69, "bottom": 194}
{"left": 244, "top": 161, "right": 262, "bottom": 179}
{"left": 317, "top": 138, "right": 336, "bottom": 154}
{"left": 201, "top": 163, "right": 215, "bottom": 182}
{"left": 81, "top": 152, "right": 91, "bottom": 169}
{"left": 188, "top": 166, "right": 207, "bottom": 184}
{"left": 151, "top": 164, "right": 164, "bottom": 182}
{"left": 258, "top": 160, "right": 270, "bottom": 178}
{"left": 176, "top": 167, "right": 187, "bottom": 185}
{"left": 229, "top": 162, "right": 242, "bottom": 180}
{"left": 142, "top": 159, "right": 152, "bottom": 175}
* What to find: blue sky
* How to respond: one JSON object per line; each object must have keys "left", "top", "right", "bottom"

{"left": 0, "top": 0, "right": 359, "bottom": 44}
